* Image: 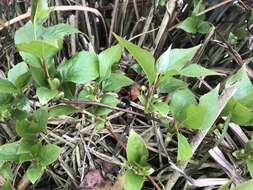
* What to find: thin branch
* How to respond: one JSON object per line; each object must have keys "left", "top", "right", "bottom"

{"left": 0, "top": 5, "right": 104, "bottom": 31}
{"left": 64, "top": 100, "right": 161, "bottom": 122}
{"left": 196, "top": 0, "right": 235, "bottom": 16}
{"left": 108, "top": 0, "right": 119, "bottom": 46}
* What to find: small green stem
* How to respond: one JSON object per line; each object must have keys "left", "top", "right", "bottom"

{"left": 144, "top": 74, "right": 160, "bottom": 113}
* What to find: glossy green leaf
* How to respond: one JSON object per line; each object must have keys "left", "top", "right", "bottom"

{"left": 153, "top": 102, "right": 170, "bottom": 117}
{"left": 38, "top": 144, "right": 62, "bottom": 166}
{"left": 42, "top": 24, "right": 79, "bottom": 40}
{"left": 127, "top": 129, "right": 149, "bottom": 165}
{"left": 226, "top": 66, "right": 253, "bottom": 101}
{"left": 158, "top": 45, "right": 201, "bottom": 73}
{"left": 182, "top": 104, "right": 207, "bottom": 129}
{"left": 98, "top": 45, "right": 122, "bottom": 78}
{"left": 179, "top": 64, "right": 220, "bottom": 77}
{"left": 0, "top": 143, "right": 20, "bottom": 161}
{"left": 15, "top": 22, "right": 41, "bottom": 67}
{"left": 32, "top": 108, "right": 48, "bottom": 131}
{"left": 58, "top": 51, "right": 99, "bottom": 84}
{"left": 94, "top": 94, "right": 119, "bottom": 116}
{"left": 157, "top": 45, "right": 172, "bottom": 73}
{"left": 103, "top": 73, "right": 134, "bottom": 92}
{"left": 177, "top": 133, "right": 192, "bottom": 161}
{"left": 170, "top": 89, "right": 196, "bottom": 121}
{"left": 16, "top": 39, "right": 61, "bottom": 60}
{"left": 26, "top": 164, "right": 44, "bottom": 184}
{"left": 0, "top": 79, "right": 18, "bottom": 93}
{"left": 177, "top": 16, "right": 202, "bottom": 34}
{"left": 224, "top": 67, "right": 253, "bottom": 124}
{"left": 8, "top": 62, "right": 29, "bottom": 85}
{"left": 224, "top": 99, "right": 252, "bottom": 124}
{"left": 31, "top": 67, "right": 47, "bottom": 86}
{"left": 232, "top": 179, "right": 253, "bottom": 190}
{"left": 37, "top": 87, "right": 58, "bottom": 105}
{"left": 114, "top": 33, "right": 156, "bottom": 84}
{"left": 49, "top": 105, "right": 80, "bottom": 117}
{"left": 158, "top": 77, "right": 188, "bottom": 93}
{"left": 198, "top": 85, "right": 219, "bottom": 129}
{"left": 124, "top": 170, "right": 145, "bottom": 190}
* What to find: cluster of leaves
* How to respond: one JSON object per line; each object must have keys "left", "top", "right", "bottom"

{"left": 114, "top": 33, "right": 223, "bottom": 162}
{"left": 177, "top": 0, "right": 211, "bottom": 34}
{"left": 1, "top": 0, "right": 253, "bottom": 189}
{"left": 124, "top": 130, "right": 154, "bottom": 190}
{"left": 0, "top": 0, "right": 134, "bottom": 188}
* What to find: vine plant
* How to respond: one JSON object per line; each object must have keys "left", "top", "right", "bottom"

{"left": 0, "top": 0, "right": 253, "bottom": 190}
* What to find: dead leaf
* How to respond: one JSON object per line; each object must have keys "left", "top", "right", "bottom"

{"left": 96, "top": 159, "right": 120, "bottom": 174}
{"left": 79, "top": 170, "right": 112, "bottom": 190}
{"left": 92, "top": 175, "right": 124, "bottom": 190}
{"left": 130, "top": 83, "right": 140, "bottom": 101}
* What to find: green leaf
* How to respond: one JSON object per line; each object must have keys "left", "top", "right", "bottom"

{"left": 197, "top": 21, "right": 211, "bottom": 34}
{"left": 18, "top": 139, "right": 42, "bottom": 156}
{"left": 232, "top": 179, "right": 253, "bottom": 190}
{"left": 182, "top": 104, "right": 207, "bottom": 129}
{"left": 198, "top": 85, "right": 219, "bottom": 129}
{"left": 32, "top": 108, "right": 48, "bottom": 131}
{"left": 226, "top": 66, "right": 253, "bottom": 101}
{"left": 0, "top": 163, "right": 13, "bottom": 189}
{"left": 157, "top": 45, "right": 172, "bottom": 73}
{"left": 49, "top": 105, "right": 80, "bottom": 117}
{"left": 16, "top": 39, "right": 61, "bottom": 60}
{"left": 94, "top": 95, "right": 119, "bottom": 116}
{"left": 0, "top": 80, "right": 18, "bottom": 93}
{"left": 127, "top": 129, "right": 149, "bottom": 165}
{"left": 15, "top": 22, "right": 41, "bottom": 67}
{"left": 153, "top": 102, "right": 170, "bottom": 117}
{"left": 31, "top": 67, "right": 47, "bottom": 86}
{"left": 0, "top": 143, "right": 20, "bottom": 161}
{"left": 38, "top": 144, "right": 62, "bottom": 166}
{"left": 158, "top": 45, "right": 201, "bottom": 73}
{"left": 78, "top": 87, "right": 96, "bottom": 101}
{"left": 62, "top": 82, "right": 76, "bottom": 99}
{"left": 36, "top": 87, "right": 58, "bottom": 105}
{"left": 31, "top": 0, "right": 50, "bottom": 25}
{"left": 177, "top": 133, "right": 192, "bottom": 161}
{"left": 247, "top": 160, "right": 253, "bottom": 178}
{"left": 16, "top": 120, "right": 39, "bottom": 139}
{"left": 177, "top": 16, "right": 202, "bottom": 34}
{"left": 8, "top": 62, "right": 29, "bottom": 85}
{"left": 170, "top": 89, "right": 196, "bottom": 121}
{"left": 193, "top": 0, "right": 205, "bottom": 15}
{"left": 103, "top": 73, "right": 134, "bottom": 92}
{"left": 98, "top": 45, "right": 122, "bottom": 78}
{"left": 114, "top": 33, "right": 156, "bottom": 84}
{"left": 58, "top": 51, "right": 99, "bottom": 84}
{"left": 42, "top": 24, "right": 79, "bottom": 40}
{"left": 26, "top": 164, "right": 44, "bottom": 184}
{"left": 124, "top": 170, "right": 145, "bottom": 190}
{"left": 158, "top": 77, "right": 188, "bottom": 93}
{"left": 223, "top": 99, "right": 252, "bottom": 124}
{"left": 179, "top": 64, "right": 220, "bottom": 77}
